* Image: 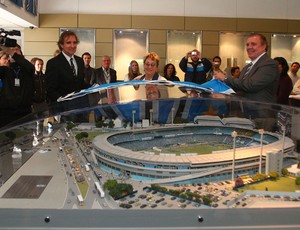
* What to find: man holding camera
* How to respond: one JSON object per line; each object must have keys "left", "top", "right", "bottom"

{"left": 0, "top": 44, "right": 35, "bottom": 128}
{"left": 179, "top": 49, "right": 212, "bottom": 85}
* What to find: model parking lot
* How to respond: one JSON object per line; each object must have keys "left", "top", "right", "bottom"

{"left": 117, "top": 183, "right": 238, "bottom": 209}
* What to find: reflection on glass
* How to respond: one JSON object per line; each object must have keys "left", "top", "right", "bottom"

{"left": 0, "top": 81, "right": 299, "bottom": 228}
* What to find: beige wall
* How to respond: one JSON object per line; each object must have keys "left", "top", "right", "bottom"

{"left": 24, "top": 14, "right": 300, "bottom": 78}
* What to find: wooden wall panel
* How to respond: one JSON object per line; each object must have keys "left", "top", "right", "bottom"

{"left": 185, "top": 17, "right": 237, "bottom": 31}
{"left": 39, "top": 14, "right": 78, "bottom": 28}
{"left": 79, "top": 15, "right": 131, "bottom": 28}
{"left": 237, "top": 19, "right": 288, "bottom": 33}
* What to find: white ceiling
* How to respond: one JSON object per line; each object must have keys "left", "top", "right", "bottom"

{"left": 2, "top": 0, "right": 300, "bottom": 30}
{"left": 0, "top": 0, "right": 37, "bottom": 29}
{"left": 0, "top": 10, "right": 25, "bottom": 28}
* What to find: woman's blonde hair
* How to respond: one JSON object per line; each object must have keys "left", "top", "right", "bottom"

{"left": 0, "top": 50, "right": 8, "bottom": 59}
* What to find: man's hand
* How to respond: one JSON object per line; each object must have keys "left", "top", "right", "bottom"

{"left": 213, "top": 71, "right": 227, "bottom": 81}
{"left": 0, "top": 45, "right": 18, "bottom": 56}
{"left": 186, "top": 50, "right": 200, "bottom": 59}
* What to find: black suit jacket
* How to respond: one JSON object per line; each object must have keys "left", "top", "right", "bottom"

{"left": 225, "top": 53, "right": 279, "bottom": 103}
{"left": 45, "top": 53, "right": 87, "bottom": 102}
{"left": 90, "top": 67, "right": 117, "bottom": 85}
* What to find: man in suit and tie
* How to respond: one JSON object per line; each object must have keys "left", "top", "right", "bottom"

{"left": 90, "top": 55, "right": 117, "bottom": 85}
{"left": 45, "top": 30, "right": 88, "bottom": 103}
{"left": 89, "top": 56, "right": 117, "bottom": 119}
{"left": 214, "top": 33, "right": 279, "bottom": 103}
{"left": 214, "top": 33, "right": 279, "bottom": 130}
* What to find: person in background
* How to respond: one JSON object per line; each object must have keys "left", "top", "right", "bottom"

{"left": 179, "top": 49, "right": 212, "bottom": 85}
{"left": 53, "top": 49, "right": 60, "bottom": 57}
{"left": 0, "top": 45, "right": 35, "bottom": 128}
{"left": 124, "top": 60, "right": 141, "bottom": 81}
{"left": 273, "top": 57, "right": 293, "bottom": 105}
{"left": 231, "top": 66, "right": 240, "bottom": 78}
{"left": 206, "top": 56, "right": 225, "bottom": 81}
{"left": 288, "top": 61, "right": 300, "bottom": 86}
{"left": 82, "top": 52, "right": 94, "bottom": 87}
{"left": 291, "top": 78, "right": 300, "bottom": 95}
{"left": 31, "top": 57, "right": 48, "bottom": 112}
{"left": 0, "top": 50, "right": 9, "bottom": 67}
{"left": 45, "top": 30, "right": 87, "bottom": 103}
{"left": 0, "top": 51, "right": 9, "bottom": 95}
{"left": 90, "top": 55, "right": 117, "bottom": 85}
{"left": 134, "top": 52, "right": 166, "bottom": 81}
{"left": 163, "top": 63, "right": 180, "bottom": 81}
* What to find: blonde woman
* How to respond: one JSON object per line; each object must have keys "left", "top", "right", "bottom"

{"left": 0, "top": 50, "right": 9, "bottom": 67}
{"left": 134, "top": 52, "right": 166, "bottom": 81}
{"left": 124, "top": 60, "right": 141, "bottom": 81}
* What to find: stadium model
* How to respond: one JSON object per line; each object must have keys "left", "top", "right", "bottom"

{"left": 92, "top": 117, "right": 295, "bottom": 184}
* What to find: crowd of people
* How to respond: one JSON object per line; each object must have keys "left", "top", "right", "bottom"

{"left": 0, "top": 31, "right": 299, "bottom": 128}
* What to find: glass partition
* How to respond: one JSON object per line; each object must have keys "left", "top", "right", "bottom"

{"left": 113, "top": 29, "right": 149, "bottom": 81}
{"left": 271, "top": 33, "right": 300, "bottom": 63}
{"left": 0, "top": 81, "right": 300, "bottom": 229}
{"left": 219, "top": 32, "right": 250, "bottom": 76}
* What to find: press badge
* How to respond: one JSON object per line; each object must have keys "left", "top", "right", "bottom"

{"left": 15, "top": 78, "right": 20, "bottom": 86}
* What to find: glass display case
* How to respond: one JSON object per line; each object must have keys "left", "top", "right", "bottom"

{"left": 219, "top": 32, "right": 250, "bottom": 76}
{"left": 271, "top": 33, "right": 300, "bottom": 63}
{"left": 0, "top": 81, "right": 300, "bottom": 229}
{"left": 113, "top": 29, "right": 149, "bottom": 81}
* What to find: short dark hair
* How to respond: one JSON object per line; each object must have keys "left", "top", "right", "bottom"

{"left": 213, "top": 56, "right": 222, "bottom": 62}
{"left": 82, "top": 52, "right": 91, "bottom": 58}
{"left": 231, "top": 66, "right": 240, "bottom": 75}
{"left": 291, "top": 62, "right": 300, "bottom": 67}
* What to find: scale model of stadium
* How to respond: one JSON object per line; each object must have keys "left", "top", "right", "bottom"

{"left": 92, "top": 117, "right": 295, "bottom": 184}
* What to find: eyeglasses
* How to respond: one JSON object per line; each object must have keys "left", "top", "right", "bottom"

{"left": 145, "top": 62, "right": 156, "bottom": 67}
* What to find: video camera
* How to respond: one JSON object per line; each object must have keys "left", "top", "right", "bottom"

{"left": 0, "top": 28, "right": 21, "bottom": 47}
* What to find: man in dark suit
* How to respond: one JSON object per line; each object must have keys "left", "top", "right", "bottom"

{"left": 215, "top": 33, "right": 279, "bottom": 103}
{"left": 214, "top": 33, "right": 279, "bottom": 130}
{"left": 90, "top": 55, "right": 117, "bottom": 85}
{"left": 45, "top": 30, "right": 87, "bottom": 103}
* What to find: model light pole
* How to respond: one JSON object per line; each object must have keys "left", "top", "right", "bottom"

{"left": 171, "top": 107, "right": 175, "bottom": 124}
{"left": 149, "top": 109, "right": 153, "bottom": 126}
{"left": 231, "top": 131, "right": 237, "bottom": 181}
{"left": 132, "top": 110, "right": 136, "bottom": 130}
{"left": 281, "top": 126, "right": 286, "bottom": 156}
{"left": 258, "top": 129, "right": 264, "bottom": 174}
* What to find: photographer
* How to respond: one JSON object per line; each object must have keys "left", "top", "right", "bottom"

{"left": 179, "top": 49, "right": 212, "bottom": 85}
{"left": 0, "top": 44, "right": 35, "bottom": 128}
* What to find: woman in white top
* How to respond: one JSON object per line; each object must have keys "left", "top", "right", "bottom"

{"left": 291, "top": 79, "right": 300, "bottom": 95}
{"left": 124, "top": 60, "right": 141, "bottom": 81}
{"left": 134, "top": 52, "right": 166, "bottom": 81}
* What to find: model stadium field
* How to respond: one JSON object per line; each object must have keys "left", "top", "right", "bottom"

{"left": 238, "top": 177, "right": 300, "bottom": 192}
{"left": 145, "top": 143, "right": 232, "bottom": 155}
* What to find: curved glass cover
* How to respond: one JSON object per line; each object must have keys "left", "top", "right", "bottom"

{"left": 0, "top": 81, "right": 299, "bottom": 229}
